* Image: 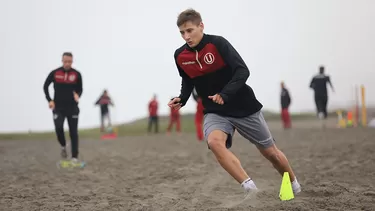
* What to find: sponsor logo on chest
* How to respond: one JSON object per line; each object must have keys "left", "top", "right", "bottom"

{"left": 55, "top": 71, "right": 78, "bottom": 84}
{"left": 178, "top": 43, "right": 226, "bottom": 78}
{"left": 181, "top": 52, "right": 216, "bottom": 66}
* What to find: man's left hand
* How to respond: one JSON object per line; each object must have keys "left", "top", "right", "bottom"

{"left": 208, "top": 94, "right": 224, "bottom": 105}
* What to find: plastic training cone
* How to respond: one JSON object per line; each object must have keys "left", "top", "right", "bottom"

{"left": 279, "top": 172, "right": 294, "bottom": 201}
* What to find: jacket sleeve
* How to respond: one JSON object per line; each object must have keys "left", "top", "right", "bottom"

{"left": 286, "top": 90, "right": 291, "bottom": 106}
{"left": 192, "top": 87, "right": 199, "bottom": 102}
{"left": 309, "top": 77, "right": 315, "bottom": 89}
{"left": 214, "top": 36, "right": 250, "bottom": 103}
{"left": 43, "top": 71, "right": 54, "bottom": 102}
{"left": 95, "top": 96, "right": 101, "bottom": 105}
{"left": 175, "top": 50, "right": 194, "bottom": 106}
{"left": 109, "top": 97, "right": 114, "bottom": 106}
{"left": 75, "top": 72, "right": 83, "bottom": 97}
{"left": 327, "top": 76, "right": 334, "bottom": 91}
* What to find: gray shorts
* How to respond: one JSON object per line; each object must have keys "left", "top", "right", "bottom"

{"left": 203, "top": 110, "right": 275, "bottom": 149}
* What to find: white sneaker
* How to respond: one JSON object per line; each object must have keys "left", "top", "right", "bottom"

{"left": 318, "top": 112, "right": 324, "bottom": 120}
{"left": 292, "top": 180, "right": 301, "bottom": 194}
{"left": 71, "top": 158, "right": 79, "bottom": 163}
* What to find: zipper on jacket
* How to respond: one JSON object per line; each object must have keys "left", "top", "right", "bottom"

{"left": 195, "top": 50, "right": 202, "bottom": 69}
{"left": 64, "top": 72, "right": 68, "bottom": 81}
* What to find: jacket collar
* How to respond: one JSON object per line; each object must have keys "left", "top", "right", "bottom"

{"left": 186, "top": 33, "right": 208, "bottom": 52}
{"left": 61, "top": 66, "right": 72, "bottom": 72}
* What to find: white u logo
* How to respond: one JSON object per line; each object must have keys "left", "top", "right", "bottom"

{"left": 204, "top": 53, "right": 215, "bottom": 64}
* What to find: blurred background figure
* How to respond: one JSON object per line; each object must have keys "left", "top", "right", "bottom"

{"left": 280, "top": 81, "right": 292, "bottom": 129}
{"left": 166, "top": 97, "right": 181, "bottom": 135}
{"left": 192, "top": 88, "right": 204, "bottom": 141}
{"left": 309, "top": 66, "right": 335, "bottom": 120}
{"left": 95, "top": 89, "right": 114, "bottom": 132}
{"left": 148, "top": 94, "right": 159, "bottom": 134}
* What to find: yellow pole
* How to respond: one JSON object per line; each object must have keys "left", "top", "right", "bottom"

{"left": 361, "top": 85, "right": 367, "bottom": 127}
{"left": 354, "top": 85, "right": 359, "bottom": 127}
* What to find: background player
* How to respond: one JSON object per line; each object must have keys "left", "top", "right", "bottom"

{"left": 280, "top": 81, "right": 292, "bottom": 129}
{"left": 309, "top": 65, "right": 335, "bottom": 119}
{"left": 166, "top": 97, "right": 181, "bottom": 135}
{"left": 95, "top": 89, "right": 114, "bottom": 132}
{"left": 192, "top": 87, "right": 204, "bottom": 141}
{"left": 148, "top": 94, "right": 159, "bottom": 134}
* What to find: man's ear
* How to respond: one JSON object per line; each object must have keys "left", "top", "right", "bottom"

{"left": 199, "top": 22, "right": 204, "bottom": 30}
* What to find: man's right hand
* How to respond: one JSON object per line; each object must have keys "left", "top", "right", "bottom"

{"left": 168, "top": 97, "right": 182, "bottom": 110}
{"left": 49, "top": 101, "right": 55, "bottom": 110}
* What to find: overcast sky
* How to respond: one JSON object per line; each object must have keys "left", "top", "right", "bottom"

{"left": 1, "top": 0, "right": 374, "bottom": 132}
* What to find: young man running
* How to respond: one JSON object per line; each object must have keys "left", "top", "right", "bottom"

{"left": 168, "top": 9, "right": 301, "bottom": 196}
{"left": 43, "top": 52, "right": 83, "bottom": 162}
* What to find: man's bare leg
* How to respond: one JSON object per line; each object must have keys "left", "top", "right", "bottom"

{"left": 257, "top": 143, "right": 301, "bottom": 193}
{"left": 207, "top": 130, "right": 255, "bottom": 189}
{"left": 257, "top": 144, "right": 295, "bottom": 180}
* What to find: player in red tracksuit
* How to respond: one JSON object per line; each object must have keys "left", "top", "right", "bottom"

{"left": 280, "top": 82, "right": 292, "bottom": 129}
{"left": 148, "top": 94, "right": 159, "bottom": 133}
{"left": 192, "top": 88, "right": 204, "bottom": 141}
{"left": 167, "top": 102, "right": 181, "bottom": 134}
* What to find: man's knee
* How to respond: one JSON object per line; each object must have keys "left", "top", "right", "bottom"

{"left": 54, "top": 120, "right": 64, "bottom": 131}
{"left": 258, "top": 144, "right": 281, "bottom": 162}
{"left": 207, "top": 130, "right": 228, "bottom": 150}
{"left": 55, "top": 125, "right": 64, "bottom": 134}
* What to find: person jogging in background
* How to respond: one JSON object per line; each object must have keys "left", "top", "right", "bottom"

{"left": 192, "top": 87, "right": 204, "bottom": 141}
{"left": 168, "top": 9, "right": 301, "bottom": 197}
{"left": 148, "top": 94, "right": 159, "bottom": 133}
{"left": 95, "top": 89, "right": 114, "bottom": 132}
{"left": 166, "top": 97, "right": 181, "bottom": 135}
{"left": 43, "top": 52, "right": 83, "bottom": 163}
{"left": 309, "top": 65, "right": 335, "bottom": 119}
{"left": 280, "top": 81, "right": 292, "bottom": 129}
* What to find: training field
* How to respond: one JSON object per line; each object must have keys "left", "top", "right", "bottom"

{"left": 1, "top": 118, "right": 375, "bottom": 210}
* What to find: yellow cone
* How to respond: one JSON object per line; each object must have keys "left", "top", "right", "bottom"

{"left": 279, "top": 172, "right": 294, "bottom": 201}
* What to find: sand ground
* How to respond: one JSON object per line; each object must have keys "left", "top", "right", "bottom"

{"left": 1, "top": 118, "right": 375, "bottom": 211}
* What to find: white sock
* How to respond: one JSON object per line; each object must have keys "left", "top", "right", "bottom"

{"left": 241, "top": 178, "right": 257, "bottom": 191}
{"left": 61, "top": 146, "right": 66, "bottom": 150}
{"left": 292, "top": 178, "right": 301, "bottom": 190}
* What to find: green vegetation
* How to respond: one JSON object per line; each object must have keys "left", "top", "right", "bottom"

{"left": 0, "top": 111, "right": 334, "bottom": 141}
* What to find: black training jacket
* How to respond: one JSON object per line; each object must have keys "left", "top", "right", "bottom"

{"left": 43, "top": 67, "right": 83, "bottom": 109}
{"left": 174, "top": 33, "right": 262, "bottom": 117}
{"left": 281, "top": 88, "right": 291, "bottom": 109}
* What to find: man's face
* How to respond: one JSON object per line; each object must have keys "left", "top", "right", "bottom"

{"left": 62, "top": 55, "right": 73, "bottom": 70}
{"left": 179, "top": 21, "right": 204, "bottom": 48}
